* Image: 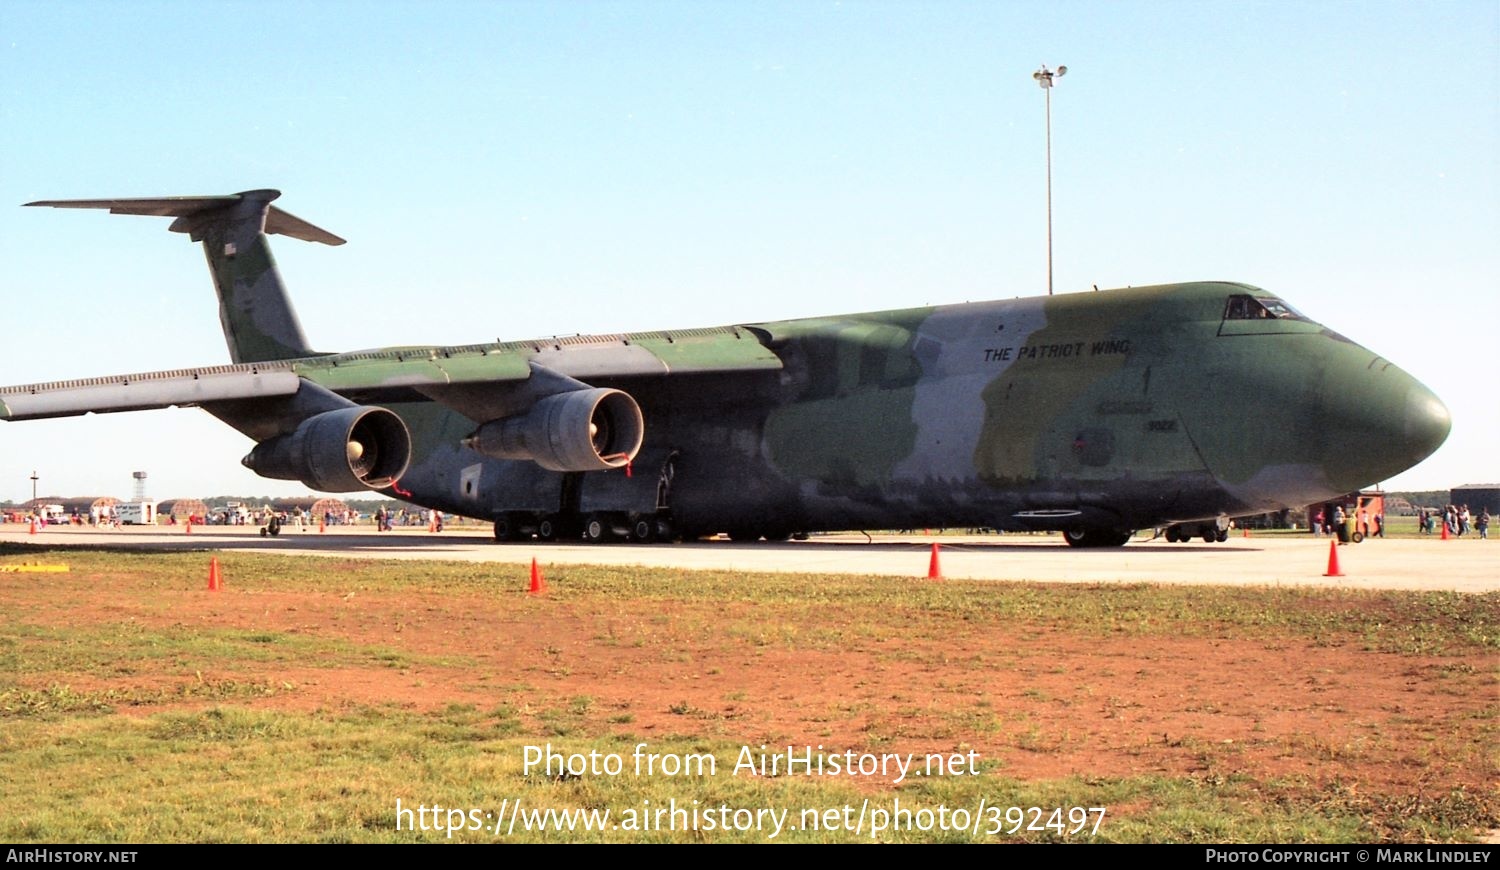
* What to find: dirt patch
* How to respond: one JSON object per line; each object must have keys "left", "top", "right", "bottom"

{"left": 6, "top": 567, "right": 1495, "bottom": 803}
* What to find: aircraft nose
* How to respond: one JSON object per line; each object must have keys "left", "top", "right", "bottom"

{"left": 1401, "top": 381, "right": 1452, "bottom": 465}
{"left": 1318, "top": 356, "right": 1450, "bottom": 491}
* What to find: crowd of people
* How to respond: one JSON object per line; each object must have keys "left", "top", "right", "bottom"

{"left": 371, "top": 506, "right": 444, "bottom": 531}
{"left": 4, "top": 504, "right": 457, "bottom": 532}
{"left": 1418, "top": 505, "right": 1489, "bottom": 539}
{"left": 188, "top": 506, "right": 453, "bottom": 530}
{"left": 1308, "top": 502, "right": 1493, "bottom": 541}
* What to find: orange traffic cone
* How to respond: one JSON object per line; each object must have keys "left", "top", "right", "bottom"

{"left": 28, "top": 518, "right": 37, "bottom": 535}
{"left": 1242, "top": 524, "right": 1250, "bottom": 538}
{"left": 927, "top": 542, "right": 942, "bottom": 580}
{"left": 1440, "top": 522, "right": 1449, "bottom": 541}
{"left": 185, "top": 519, "right": 192, "bottom": 535}
{"left": 529, "top": 557, "right": 546, "bottom": 594}
{"left": 207, "top": 557, "right": 222, "bottom": 591}
{"left": 1323, "top": 539, "right": 1343, "bottom": 577}
{"left": 319, "top": 517, "right": 326, "bottom": 534}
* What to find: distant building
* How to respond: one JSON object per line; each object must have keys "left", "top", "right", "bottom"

{"left": 1383, "top": 494, "right": 1416, "bottom": 516}
{"left": 1450, "top": 485, "right": 1499, "bottom": 514}
{"left": 157, "top": 499, "right": 210, "bottom": 522}
{"left": 273, "top": 498, "right": 351, "bottom": 521}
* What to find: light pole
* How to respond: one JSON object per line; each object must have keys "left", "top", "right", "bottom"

{"left": 1034, "top": 63, "right": 1066, "bottom": 296}
{"left": 30, "top": 470, "right": 38, "bottom": 505}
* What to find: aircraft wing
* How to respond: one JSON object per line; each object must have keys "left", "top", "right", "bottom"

{"left": 0, "top": 365, "right": 303, "bottom": 421}
{"left": 0, "top": 326, "right": 783, "bottom": 424}
{"left": 303, "top": 327, "right": 783, "bottom": 421}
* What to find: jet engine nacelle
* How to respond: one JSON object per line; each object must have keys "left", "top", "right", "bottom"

{"left": 242, "top": 406, "right": 412, "bottom": 492}
{"left": 464, "top": 388, "right": 644, "bottom": 472}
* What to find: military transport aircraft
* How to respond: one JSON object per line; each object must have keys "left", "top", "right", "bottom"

{"left": 1, "top": 190, "right": 1451, "bottom": 546}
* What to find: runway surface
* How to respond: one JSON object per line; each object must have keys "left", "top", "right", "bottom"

{"left": 3, "top": 523, "right": 1496, "bottom": 592}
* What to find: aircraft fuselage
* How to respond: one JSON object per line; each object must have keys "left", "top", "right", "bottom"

{"left": 384, "top": 281, "right": 1449, "bottom": 544}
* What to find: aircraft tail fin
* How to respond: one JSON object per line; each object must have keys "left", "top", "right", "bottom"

{"left": 25, "top": 189, "right": 343, "bottom": 364}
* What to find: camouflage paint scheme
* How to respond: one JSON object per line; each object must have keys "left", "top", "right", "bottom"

{"left": 1, "top": 191, "right": 1451, "bottom": 546}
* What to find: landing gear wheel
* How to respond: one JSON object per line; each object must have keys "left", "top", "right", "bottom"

{"left": 1203, "top": 530, "right": 1216, "bottom": 543}
{"left": 583, "top": 514, "right": 612, "bottom": 544}
{"left": 629, "top": 516, "right": 656, "bottom": 544}
{"left": 537, "top": 516, "right": 558, "bottom": 542}
{"left": 1215, "top": 529, "right": 1229, "bottom": 543}
{"left": 1165, "top": 526, "right": 1180, "bottom": 543}
{"left": 1351, "top": 531, "right": 1364, "bottom": 544}
{"left": 493, "top": 515, "right": 520, "bottom": 542}
{"left": 1064, "top": 528, "right": 1133, "bottom": 548}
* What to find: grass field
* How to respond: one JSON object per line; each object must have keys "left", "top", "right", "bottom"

{"left": 1, "top": 546, "right": 1495, "bottom": 843}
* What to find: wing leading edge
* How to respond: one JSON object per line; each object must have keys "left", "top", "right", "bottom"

{"left": 0, "top": 365, "right": 302, "bottom": 421}
{"left": 0, "top": 326, "right": 783, "bottom": 424}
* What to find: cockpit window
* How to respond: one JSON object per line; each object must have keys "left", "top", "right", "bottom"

{"left": 1223, "top": 294, "right": 1304, "bottom": 321}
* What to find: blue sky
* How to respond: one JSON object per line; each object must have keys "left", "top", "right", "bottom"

{"left": 1, "top": 0, "right": 1495, "bottom": 502}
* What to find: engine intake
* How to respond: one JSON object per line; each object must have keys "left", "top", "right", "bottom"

{"left": 243, "top": 406, "right": 412, "bottom": 492}
{"left": 463, "top": 388, "right": 644, "bottom": 472}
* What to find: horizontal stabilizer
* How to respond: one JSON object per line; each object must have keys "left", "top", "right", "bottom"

{"left": 25, "top": 189, "right": 333, "bottom": 363}
{"left": 25, "top": 190, "right": 345, "bottom": 246}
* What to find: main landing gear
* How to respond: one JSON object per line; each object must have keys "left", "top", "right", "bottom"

{"left": 493, "top": 511, "right": 675, "bottom": 544}
{"left": 1162, "top": 522, "right": 1230, "bottom": 544}
{"left": 491, "top": 511, "right": 811, "bottom": 545}
{"left": 1062, "top": 528, "right": 1134, "bottom": 548}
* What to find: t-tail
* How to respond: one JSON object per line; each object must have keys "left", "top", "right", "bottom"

{"left": 25, "top": 189, "right": 342, "bottom": 364}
